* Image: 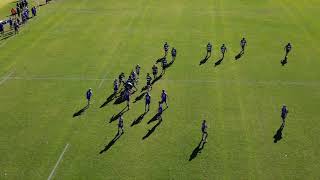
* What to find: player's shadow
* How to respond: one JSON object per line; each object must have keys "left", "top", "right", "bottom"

{"left": 199, "top": 53, "right": 211, "bottom": 65}
{"left": 73, "top": 104, "right": 89, "bottom": 117}
{"left": 156, "top": 57, "right": 166, "bottom": 64}
{"left": 147, "top": 107, "right": 167, "bottom": 124}
{"left": 113, "top": 91, "right": 127, "bottom": 105}
{"left": 281, "top": 57, "right": 288, "bottom": 66}
{"left": 0, "top": 31, "right": 14, "bottom": 41}
{"left": 109, "top": 107, "right": 129, "bottom": 123}
{"left": 99, "top": 132, "right": 123, "bottom": 154}
{"left": 142, "top": 118, "right": 162, "bottom": 140}
{"left": 100, "top": 92, "right": 116, "bottom": 108}
{"left": 273, "top": 123, "right": 285, "bottom": 143}
{"left": 133, "top": 92, "right": 146, "bottom": 103}
{"left": 131, "top": 112, "right": 147, "bottom": 126}
{"left": 152, "top": 74, "right": 163, "bottom": 85}
{"left": 214, "top": 57, "right": 224, "bottom": 66}
{"left": 189, "top": 139, "right": 206, "bottom": 161}
{"left": 235, "top": 51, "right": 244, "bottom": 60}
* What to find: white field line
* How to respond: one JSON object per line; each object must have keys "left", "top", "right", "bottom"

{"left": 0, "top": 71, "right": 14, "bottom": 85}
{"left": 47, "top": 143, "right": 70, "bottom": 180}
{"left": 8, "top": 76, "right": 320, "bottom": 87}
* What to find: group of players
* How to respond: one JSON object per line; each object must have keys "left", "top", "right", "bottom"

{"left": 85, "top": 39, "right": 292, "bottom": 144}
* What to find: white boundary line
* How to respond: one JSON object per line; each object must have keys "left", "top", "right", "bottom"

{"left": 47, "top": 143, "right": 70, "bottom": 180}
{"left": 8, "top": 76, "right": 320, "bottom": 87}
{"left": 0, "top": 71, "right": 14, "bottom": 86}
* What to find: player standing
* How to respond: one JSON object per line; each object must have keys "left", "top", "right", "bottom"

{"left": 146, "top": 73, "right": 152, "bottom": 91}
{"left": 160, "top": 89, "right": 168, "bottom": 108}
{"left": 135, "top": 64, "right": 141, "bottom": 76}
{"left": 124, "top": 89, "right": 131, "bottom": 109}
{"left": 220, "top": 44, "right": 227, "bottom": 58}
{"left": 118, "top": 72, "right": 125, "bottom": 86}
{"left": 113, "top": 79, "right": 119, "bottom": 95}
{"left": 240, "top": 38, "right": 247, "bottom": 53}
{"left": 284, "top": 43, "right": 292, "bottom": 58}
{"left": 157, "top": 102, "right": 163, "bottom": 120}
{"left": 86, "top": 88, "right": 93, "bottom": 106}
{"left": 164, "top": 42, "right": 169, "bottom": 56}
{"left": 171, "top": 48, "right": 177, "bottom": 61}
{"left": 145, "top": 92, "right": 151, "bottom": 112}
{"left": 201, "top": 120, "right": 208, "bottom": 143}
{"left": 281, "top": 105, "right": 289, "bottom": 126}
{"left": 152, "top": 65, "right": 158, "bottom": 79}
{"left": 207, "top": 42, "right": 212, "bottom": 57}
{"left": 118, "top": 115, "right": 124, "bottom": 135}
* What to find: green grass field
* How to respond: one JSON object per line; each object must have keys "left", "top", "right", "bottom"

{"left": 0, "top": 0, "right": 320, "bottom": 179}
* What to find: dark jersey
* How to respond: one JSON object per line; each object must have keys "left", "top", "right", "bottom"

{"left": 207, "top": 43, "right": 212, "bottom": 52}
{"left": 171, "top": 48, "right": 177, "bottom": 57}
{"left": 145, "top": 94, "right": 151, "bottom": 104}
{"left": 164, "top": 43, "right": 169, "bottom": 51}
{"left": 241, "top": 39, "right": 246, "bottom": 47}
{"left": 147, "top": 75, "right": 152, "bottom": 84}
{"left": 281, "top": 107, "right": 288, "bottom": 118}
{"left": 152, "top": 66, "right": 158, "bottom": 75}
{"left": 202, "top": 122, "right": 207, "bottom": 133}
{"left": 286, "top": 44, "right": 292, "bottom": 52}
{"left": 86, "top": 90, "right": 92, "bottom": 100}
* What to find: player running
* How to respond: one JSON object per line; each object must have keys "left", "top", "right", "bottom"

{"left": 146, "top": 73, "right": 152, "bottom": 91}
{"left": 152, "top": 65, "right": 158, "bottom": 79}
{"left": 86, "top": 88, "right": 93, "bottom": 106}
{"left": 124, "top": 89, "right": 131, "bottom": 109}
{"left": 284, "top": 43, "right": 292, "bottom": 58}
{"left": 281, "top": 105, "right": 289, "bottom": 126}
{"left": 207, "top": 42, "right": 212, "bottom": 57}
{"left": 160, "top": 89, "right": 168, "bottom": 108}
{"left": 240, "top": 38, "right": 247, "bottom": 53}
{"left": 164, "top": 42, "right": 169, "bottom": 56}
{"left": 161, "top": 57, "right": 168, "bottom": 73}
{"left": 220, "top": 44, "right": 227, "bottom": 58}
{"left": 118, "top": 115, "right": 124, "bottom": 135}
{"left": 171, "top": 48, "right": 177, "bottom": 61}
{"left": 145, "top": 92, "right": 151, "bottom": 112}
{"left": 201, "top": 120, "right": 208, "bottom": 143}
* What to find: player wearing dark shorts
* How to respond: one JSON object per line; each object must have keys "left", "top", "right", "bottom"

{"left": 124, "top": 90, "right": 130, "bottom": 109}
{"left": 284, "top": 43, "right": 292, "bottom": 58}
{"left": 146, "top": 73, "right": 152, "bottom": 91}
{"left": 161, "top": 58, "right": 168, "bottom": 72}
{"left": 171, "top": 48, "right": 177, "bottom": 61}
{"left": 157, "top": 102, "right": 163, "bottom": 120}
{"left": 281, "top": 105, "right": 289, "bottom": 126}
{"left": 220, "top": 44, "right": 227, "bottom": 58}
{"left": 145, "top": 92, "right": 151, "bottom": 112}
{"left": 240, "top": 38, "right": 247, "bottom": 53}
{"left": 118, "top": 72, "right": 125, "bottom": 86}
{"left": 0, "top": 23, "right": 4, "bottom": 36}
{"left": 164, "top": 42, "right": 169, "bottom": 56}
{"left": 152, "top": 65, "right": 158, "bottom": 79}
{"left": 118, "top": 115, "right": 124, "bottom": 135}
{"left": 86, "top": 88, "right": 93, "bottom": 106}
{"left": 201, "top": 120, "right": 208, "bottom": 143}
{"left": 160, "top": 89, "right": 168, "bottom": 108}
{"left": 207, "top": 42, "right": 212, "bottom": 57}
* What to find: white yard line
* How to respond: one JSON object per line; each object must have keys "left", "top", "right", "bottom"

{"left": 8, "top": 76, "right": 320, "bottom": 87}
{"left": 47, "top": 143, "right": 70, "bottom": 180}
{"left": 0, "top": 70, "right": 14, "bottom": 86}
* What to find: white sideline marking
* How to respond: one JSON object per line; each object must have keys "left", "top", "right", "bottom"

{"left": 0, "top": 71, "right": 14, "bottom": 86}
{"left": 8, "top": 76, "right": 320, "bottom": 87}
{"left": 47, "top": 143, "right": 70, "bottom": 180}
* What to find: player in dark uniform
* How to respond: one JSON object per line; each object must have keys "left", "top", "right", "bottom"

{"left": 171, "top": 48, "right": 177, "bottom": 62}
{"left": 164, "top": 42, "right": 169, "bottom": 56}
{"left": 86, "top": 88, "right": 93, "bottom": 106}
{"left": 118, "top": 115, "right": 124, "bottom": 135}
{"left": 156, "top": 102, "right": 163, "bottom": 120}
{"left": 145, "top": 92, "right": 151, "bottom": 112}
{"left": 161, "top": 57, "right": 168, "bottom": 73}
{"left": 281, "top": 105, "right": 289, "bottom": 126}
{"left": 201, "top": 120, "right": 208, "bottom": 143}
{"left": 124, "top": 89, "right": 131, "bottom": 109}
{"left": 146, "top": 73, "right": 152, "bottom": 91}
{"left": 0, "top": 22, "right": 4, "bottom": 36}
{"left": 220, "top": 44, "right": 227, "bottom": 58}
{"left": 152, "top": 65, "right": 158, "bottom": 79}
{"left": 207, "top": 42, "right": 212, "bottom": 57}
{"left": 118, "top": 72, "right": 125, "bottom": 86}
{"left": 284, "top": 43, "right": 292, "bottom": 58}
{"left": 113, "top": 79, "right": 119, "bottom": 95}
{"left": 135, "top": 64, "right": 141, "bottom": 76}
{"left": 240, "top": 38, "right": 247, "bottom": 53}
{"left": 160, "top": 89, "right": 168, "bottom": 108}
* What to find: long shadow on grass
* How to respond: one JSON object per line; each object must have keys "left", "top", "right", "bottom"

{"left": 133, "top": 92, "right": 146, "bottom": 103}
{"left": 109, "top": 106, "right": 129, "bottom": 123}
{"left": 151, "top": 74, "right": 163, "bottom": 85}
{"left": 100, "top": 92, "right": 117, "bottom": 108}
{"left": 142, "top": 118, "right": 162, "bottom": 140}
{"left": 131, "top": 112, "right": 147, "bottom": 127}
{"left": 199, "top": 53, "right": 211, "bottom": 65}
{"left": 273, "top": 123, "right": 285, "bottom": 143}
{"left": 214, "top": 57, "right": 224, "bottom": 67}
{"left": 235, "top": 51, "right": 244, "bottom": 60}
{"left": 281, "top": 57, "right": 288, "bottom": 66}
{"left": 99, "top": 132, "right": 123, "bottom": 154}
{"left": 0, "top": 31, "right": 14, "bottom": 41}
{"left": 73, "top": 104, "right": 89, "bottom": 117}
{"left": 189, "top": 139, "right": 206, "bottom": 161}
